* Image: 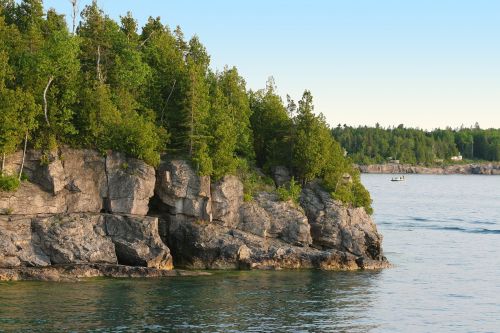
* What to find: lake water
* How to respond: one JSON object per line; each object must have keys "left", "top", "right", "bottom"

{"left": 1, "top": 174, "right": 499, "bottom": 332}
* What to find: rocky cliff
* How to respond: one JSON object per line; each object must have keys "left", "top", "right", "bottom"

{"left": 358, "top": 163, "right": 500, "bottom": 175}
{"left": 1, "top": 149, "right": 388, "bottom": 280}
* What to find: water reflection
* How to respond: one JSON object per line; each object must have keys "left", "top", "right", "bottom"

{"left": 0, "top": 270, "right": 381, "bottom": 332}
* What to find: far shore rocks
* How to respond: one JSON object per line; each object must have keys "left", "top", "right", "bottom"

{"left": 358, "top": 163, "right": 500, "bottom": 175}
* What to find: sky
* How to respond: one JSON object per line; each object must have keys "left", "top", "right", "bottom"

{"left": 43, "top": 0, "right": 500, "bottom": 130}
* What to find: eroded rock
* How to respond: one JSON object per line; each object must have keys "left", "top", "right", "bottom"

{"left": 155, "top": 160, "right": 211, "bottom": 221}
{"left": 32, "top": 214, "right": 117, "bottom": 265}
{"left": 300, "top": 182, "right": 385, "bottom": 261}
{"left": 105, "top": 214, "right": 172, "bottom": 270}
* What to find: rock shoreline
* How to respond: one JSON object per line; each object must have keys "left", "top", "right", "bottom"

{"left": 1, "top": 149, "right": 389, "bottom": 281}
{"left": 358, "top": 163, "right": 500, "bottom": 175}
{"left": 0, "top": 264, "right": 211, "bottom": 282}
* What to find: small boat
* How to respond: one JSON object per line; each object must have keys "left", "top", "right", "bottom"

{"left": 391, "top": 176, "right": 405, "bottom": 182}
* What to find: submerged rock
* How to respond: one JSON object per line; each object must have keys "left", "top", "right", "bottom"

{"left": 0, "top": 264, "right": 210, "bottom": 282}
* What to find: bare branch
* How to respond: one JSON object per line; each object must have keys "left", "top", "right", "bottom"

{"left": 138, "top": 31, "right": 156, "bottom": 48}
{"left": 161, "top": 79, "right": 176, "bottom": 123}
{"left": 43, "top": 76, "right": 54, "bottom": 126}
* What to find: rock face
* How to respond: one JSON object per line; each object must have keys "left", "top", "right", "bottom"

{"left": 300, "top": 183, "right": 385, "bottom": 267}
{"left": 0, "top": 148, "right": 156, "bottom": 215}
{"left": 211, "top": 176, "right": 243, "bottom": 227}
{"left": 0, "top": 214, "right": 172, "bottom": 270}
{"left": 106, "top": 152, "right": 156, "bottom": 215}
{"left": 154, "top": 161, "right": 388, "bottom": 270}
{"left": 0, "top": 148, "right": 171, "bottom": 278}
{"left": 1, "top": 151, "right": 388, "bottom": 280}
{"left": 32, "top": 214, "right": 116, "bottom": 265}
{"left": 154, "top": 160, "right": 211, "bottom": 222}
{"left": 105, "top": 215, "right": 172, "bottom": 270}
{"left": 358, "top": 163, "right": 500, "bottom": 175}
{"left": 271, "top": 166, "right": 291, "bottom": 187}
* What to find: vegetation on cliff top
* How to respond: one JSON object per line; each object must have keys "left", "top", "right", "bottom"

{"left": 333, "top": 124, "right": 500, "bottom": 165}
{"left": 0, "top": 0, "right": 372, "bottom": 212}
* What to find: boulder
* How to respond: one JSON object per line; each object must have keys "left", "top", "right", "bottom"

{"left": 238, "top": 201, "right": 271, "bottom": 238}
{"left": 211, "top": 176, "right": 243, "bottom": 227}
{"left": 271, "top": 166, "right": 291, "bottom": 187}
{"left": 105, "top": 214, "right": 172, "bottom": 270}
{"left": 106, "top": 152, "right": 156, "bottom": 215}
{"left": 253, "top": 192, "right": 312, "bottom": 246}
{"left": 0, "top": 216, "right": 50, "bottom": 268}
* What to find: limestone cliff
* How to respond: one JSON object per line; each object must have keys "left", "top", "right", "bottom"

{"left": 1, "top": 149, "right": 388, "bottom": 280}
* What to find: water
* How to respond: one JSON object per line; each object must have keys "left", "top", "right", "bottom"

{"left": 1, "top": 174, "right": 499, "bottom": 332}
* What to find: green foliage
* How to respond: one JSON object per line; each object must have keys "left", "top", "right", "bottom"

{"left": 236, "top": 158, "right": 274, "bottom": 201}
{"left": 330, "top": 172, "right": 373, "bottom": 215}
{"left": 276, "top": 177, "right": 301, "bottom": 204}
{"left": 102, "top": 111, "right": 167, "bottom": 167}
{"left": 0, "top": 1, "right": 379, "bottom": 214}
{"left": 249, "top": 78, "right": 292, "bottom": 169}
{"left": 0, "top": 173, "right": 20, "bottom": 191}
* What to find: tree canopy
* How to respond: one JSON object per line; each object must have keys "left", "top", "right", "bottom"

{"left": 0, "top": 0, "right": 374, "bottom": 212}
{"left": 333, "top": 124, "right": 500, "bottom": 165}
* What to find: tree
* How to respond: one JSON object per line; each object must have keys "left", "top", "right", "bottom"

{"left": 292, "top": 90, "right": 328, "bottom": 182}
{"left": 217, "top": 66, "right": 253, "bottom": 159}
{"left": 208, "top": 81, "right": 237, "bottom": 179}
{"left": 249, "top": 78, "right": 290, "bottom": 169}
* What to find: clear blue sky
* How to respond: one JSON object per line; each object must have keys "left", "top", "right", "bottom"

{"left": 44, "top": 0, "right": 500, "bottom": 129}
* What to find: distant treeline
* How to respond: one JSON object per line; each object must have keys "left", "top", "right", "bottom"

{"left": 332, "top": 124, "right": 500, "bottom": 165}
{"left": 0, "top": 1, "right": 372, "bottom": 212}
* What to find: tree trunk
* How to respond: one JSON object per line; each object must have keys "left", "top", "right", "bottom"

{"left": 189, "top": 71, "right": 195, "bottom": 157}
{"left": 1, "top": 153, "right": 5, "bottom": 173}
{"left": 43, "top": 76, "right": 54, "bottom": 126}
{"left": 70, "top": 0, "right": 78, "bottom": 35}
{"left": 19, "top": 131, "right": 28, "bottom": 181}
{"left": 97, "top": 45, "right": 103, "bottom": 83}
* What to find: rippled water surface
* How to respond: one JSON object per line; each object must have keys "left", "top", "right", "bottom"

{"left": 1, "top": 174, "right": 499, "bottom": 332}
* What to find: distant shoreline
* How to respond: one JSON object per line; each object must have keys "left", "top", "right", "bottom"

{"left": 357, "top": 163, "right": 500, "bottom": 175}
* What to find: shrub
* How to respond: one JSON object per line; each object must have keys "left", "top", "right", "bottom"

{"left": 0, "top": 174, "right": 20, "bottom": 192}
{"left": 276, "top": 177, "right": 302, "bottom": 204}
{"left": 236, "top": 158, "right": 275, "bottom": 201}
{"left": 102, "top": 112, "right": 168, "bottom": 167}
